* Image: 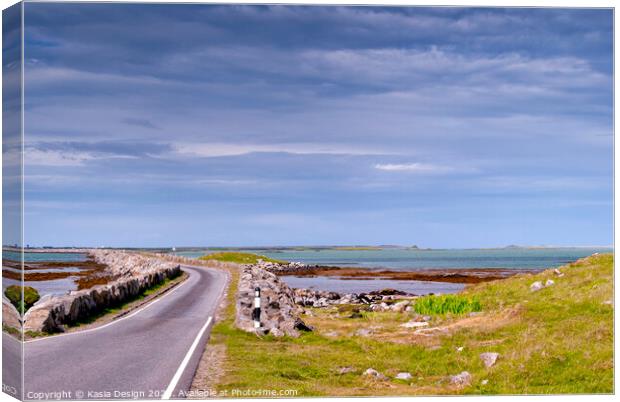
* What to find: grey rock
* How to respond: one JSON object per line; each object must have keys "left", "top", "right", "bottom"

{"left": 235, "top": 264, "right": 311, "bottom": 337}
{"left": 450, "top": 371, "right": 472, "bottom": 386}
{"left": 480, "top": 352, "right": 500, "bottom": 368}
{"left": 2, "top": 297, "right": 21, "bottom": 331}
{"left": 400, "top": 321, "right": 429, "bottom": 328}
{"left": 269, "top": 327, "right": 284, "bottom": 337}
{"left": 355, "top": 328, "right": 373, "bottom": 337}
{"left": 395, "top": 372, "right": 412, "bottom": 380}
{"left": 363, "top": 368, "right": 388, "bottom": 380}
{"left": 338, "top": 366, "right": 356, "bottom": 375}
{"left": 391, "top": 300, "right": 410, "bottom": 312}
{"left": 545, "top": 279, "right": 555, "bottom": 287}
{"left": 530, "top": 281, "right": 544, "bottom": 292}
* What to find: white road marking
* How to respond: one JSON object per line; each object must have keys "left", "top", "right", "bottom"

{"left": 162, "top": 316, "right": 213, "bottom": 399}
{"left": 25, "top": 271, "right": 192, "bottom": 344}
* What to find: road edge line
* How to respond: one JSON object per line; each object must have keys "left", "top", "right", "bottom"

{"left": 162, "top": 316, "right": 213, "bottom": 399}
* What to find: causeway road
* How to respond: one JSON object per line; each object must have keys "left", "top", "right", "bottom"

{"left": 18, "top": 264, "right": 228, "bottom": 400}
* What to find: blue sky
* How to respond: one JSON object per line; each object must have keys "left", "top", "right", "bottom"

{"left": 19, "top": 4, "right": 612, "bottom": 248}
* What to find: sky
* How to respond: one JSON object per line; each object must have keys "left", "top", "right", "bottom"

{"left": 15, "top": 4, "right": 613, "bottom": 248}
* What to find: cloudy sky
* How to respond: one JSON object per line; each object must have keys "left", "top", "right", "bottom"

{"left": 21, "top": 4, "right": 612, "bottom": 248}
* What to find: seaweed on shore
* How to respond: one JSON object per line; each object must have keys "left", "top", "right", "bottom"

{"left": 2, "top": 256, "right": 115, "bottom": 290}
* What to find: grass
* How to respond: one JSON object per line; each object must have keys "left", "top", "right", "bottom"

{"left": 206, "top": 253, "right": 613, "bottom": 396}
{"left": 4, "top": 285, "right": 40, "bottom": 313}
{"left": 2, "top": 324, "right": 21, "bottom": 337}
{"left": 199, "top": 252, "right": 286, "bottom": 265}
{"left": 414, "top": 294, "right": 482, "bottom": 316}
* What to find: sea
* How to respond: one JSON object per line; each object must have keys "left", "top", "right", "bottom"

{"left": 174, "top": 247, "right": 613, "bottom": 295}
{"left": 2, "top": 248, "right": 612, "bottom": 297}
{"left": 2, "top": 251, "right": 88, "bottom": 296}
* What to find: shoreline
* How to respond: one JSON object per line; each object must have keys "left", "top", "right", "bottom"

{"left": 273, "top": 265, "right": 542, "bottom": 284}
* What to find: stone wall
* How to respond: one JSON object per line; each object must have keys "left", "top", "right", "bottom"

{"left": 23, "top": 251, "right": 181, "bottom": 333}
{"left": 236, "top": 265, "right": 312, "bottom": 337}
{"left": 2, "top": 296, "right": 21, "bottom": 331}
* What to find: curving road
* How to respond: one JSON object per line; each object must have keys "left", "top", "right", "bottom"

{"left": 17, "top": 265, "right": 228, "bottom": 400}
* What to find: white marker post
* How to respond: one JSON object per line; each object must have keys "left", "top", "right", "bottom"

{"left": 252, "top": 287, "right": 261, "bottom": 328}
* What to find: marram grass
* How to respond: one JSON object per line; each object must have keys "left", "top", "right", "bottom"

{"left": 414, "top": 294, "right": 482, "bottom": 315}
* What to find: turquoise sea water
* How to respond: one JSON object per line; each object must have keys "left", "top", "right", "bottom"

{"left": 2, "top": 251, "right": 87, "bottom": 262}
{"left": 175, "top": 247, "right": 612, "bottom": 270}
{"left": 175, "top": 247, "right": 612, "bottom": 294}
{"left": 2, "top": 251, "right": 87, "bottom": 296}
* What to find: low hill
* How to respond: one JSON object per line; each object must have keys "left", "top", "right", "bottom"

{"left": 199, "top": 252, "right": 285, "bottom": 265}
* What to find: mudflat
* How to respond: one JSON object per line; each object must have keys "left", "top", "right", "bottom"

{"left": 277, "top": 266, "right": 542, "bottom": 284}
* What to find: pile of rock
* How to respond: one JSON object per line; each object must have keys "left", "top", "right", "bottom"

{"left": 292, "top": 288, "right": 416, "bottom": 311}
{"left": 256, "top": 260, "right": 321, "bottom": 274}
{"left": 236, "top": 264, "right": 312, "bottom": 337}
{"left": 2, "top": 295, "right": 21, "bottom": 332}
{"left": 90, "top": 249, "right": 177, "bottom": 277}
{"left": 23, "top": 251, "right": 181, "bottom": 334}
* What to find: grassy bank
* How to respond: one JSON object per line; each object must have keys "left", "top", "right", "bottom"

{"left": 206, "top": 253, "right": 613, "bottom": 395}
{"left": 199, "top": 252, "right": 286, "bottom": 265}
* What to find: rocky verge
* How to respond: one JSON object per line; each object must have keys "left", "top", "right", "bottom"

{"left": 292, "top": 288, "right": 417, "bottom": 312}
{"left": 236, "top": 264, "right": 312, "bottom": 337}
{"left": 22, "top": 251, "right": 181, "bottom": 334}
{"left": 2, "top": 295, "right": 21, "bottom": 332}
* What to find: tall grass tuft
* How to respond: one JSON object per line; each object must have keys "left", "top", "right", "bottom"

{"left": 414, "top": 294, "right": 482, "bottom": 315}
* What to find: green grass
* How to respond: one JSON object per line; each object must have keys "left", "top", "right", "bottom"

{"left": 199, "top": 252, "right": 286, "bottom": 265}
{"left": 208, "top": 253, "right": 613, "bottom": 396}
{"left": 414, "top": 294, "right": 482, "bottom": 316}
{"left": 2, "top": 324, "right": 21, "bottom": 337}
{"left": 4, "top": 285, "right": 40, "bottom": 314}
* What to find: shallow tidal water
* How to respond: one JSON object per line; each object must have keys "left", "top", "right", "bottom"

{"left": 281, "top": 275, "right": 465, "bottom": 295}
{"left": 175, "top": 247, "right": 612, "bottom": 294}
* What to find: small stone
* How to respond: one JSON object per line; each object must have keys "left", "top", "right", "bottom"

{"left": 391, "top": 300, "right": 410, "bottom": 312}
{"left": 530, "top": 281, "right": 544, "bottom": 292}
{"left": 363, "top": 368, "right": 388, "bottom": 380}
{"left": 269, "top": 327, "right": 284, "bottom": 337}
{"left": 395, "top": 372, "right": 412, "bottom": 380}
{"left": 545, "top": 279, "right": 555, "bottom": 287}
{"left": 553, "top": 269, "right": 564, "bottom": 277}
{"left": 324, "top": 331, "right": 339, "bottom": 337}
{"left": 479, "top": 352, "right": 500, "bottom": 368}
{"left": 603, "top": 300, "right": 613, "bottom": 305}
{"left": 456, "top": 346, "right": 464, "bottom": 352}
{"left": 481, "top": 379, "right": 488, "bottom": 385}
{"left": 450, "top": 371, "right": 472, "bottom": 386}
{"left": 400, "top": 321, "right": 429, "bottom": 328}
{"left": 338, "top": 366, "right": 356, "bottom": 374}
{"left": 355, "top": 328, "right": 373, "bottom": 337}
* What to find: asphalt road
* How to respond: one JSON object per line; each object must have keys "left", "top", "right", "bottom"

{"left": 20, "top": 265, "right": 228, "bottom": 400}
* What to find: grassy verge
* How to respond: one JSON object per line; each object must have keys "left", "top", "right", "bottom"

{"left": 414, "top": 294, "right": 481, "bottom": 315}
{"left": 207, "top": 253, "right": 613, "bottom": 396}
{"left": 200, "top": 252, "right": 286, "bottom": 265}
